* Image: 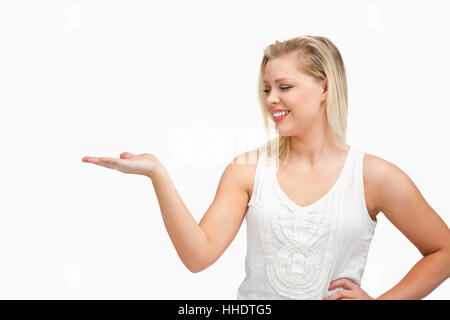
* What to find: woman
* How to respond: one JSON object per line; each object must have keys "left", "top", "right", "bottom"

{"left": 82, "top": 36, "right": 450, "bottom": 300}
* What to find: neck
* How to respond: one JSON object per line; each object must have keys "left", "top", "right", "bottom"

{"left": 287, "top": 124, "right": 348, "bottom": 168}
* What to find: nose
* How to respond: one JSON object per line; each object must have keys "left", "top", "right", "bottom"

{"left": 266, "top": 91, "right": 280, "bottom": 105}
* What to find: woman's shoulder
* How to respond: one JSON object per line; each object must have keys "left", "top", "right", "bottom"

{"left": 362, "top": 151, "right": 406, "bottom": 218}
{"left": 231, "top": 148, "right": 260, "bottom": 166}
{"left": 363, "top": 152, "right": 402, "bottom": 184}
{"left": 230, "top": 148, "right": 260, "bottom": 199}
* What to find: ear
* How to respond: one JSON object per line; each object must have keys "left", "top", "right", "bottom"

{"left": 320, "top": 79, "right": 328, "bottom": 102}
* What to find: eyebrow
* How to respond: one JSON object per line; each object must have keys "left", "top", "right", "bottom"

{"left": 263, "top": 77, "right": 295, "bottom": 83}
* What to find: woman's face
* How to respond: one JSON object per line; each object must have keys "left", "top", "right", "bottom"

{"left": 263, "top": 52, "right": 328, "bottom": 137}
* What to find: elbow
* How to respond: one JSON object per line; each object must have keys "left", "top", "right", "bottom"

{"left": 184, "top": 259, "right": 209, "bottom": 274}
{"left": 187, "top": 267, "right": 206, "bottom": 273}
{"left": 188, "top": 266, "right": 203, "bottom": 274}
{"left": 183, "top": 243, "right": 214, "bottom": 273}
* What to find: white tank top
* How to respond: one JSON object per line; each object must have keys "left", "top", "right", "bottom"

{"left": 237, "top": 144, "right": 377, "bottom": 300}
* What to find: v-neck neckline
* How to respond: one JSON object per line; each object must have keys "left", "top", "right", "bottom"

{"left": 271, "top": 146, "right": 353, "bottom": 212}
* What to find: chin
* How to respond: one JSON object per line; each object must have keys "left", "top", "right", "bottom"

{"left": 274, "top": 127, "right": 295, "bottom": 137}
{"left": 276, "top": 134, "right": 294, "bottom": 139}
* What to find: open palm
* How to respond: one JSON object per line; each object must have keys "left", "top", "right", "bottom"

{"left": 82, "top": 152, "right": 163, "bottom": 178}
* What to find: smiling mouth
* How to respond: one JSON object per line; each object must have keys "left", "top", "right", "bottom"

{"left": 272, "top": 110, "right": 291, "bottom": 122}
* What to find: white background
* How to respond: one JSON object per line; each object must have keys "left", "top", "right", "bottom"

{"left": 0, "top": 0, "right": 448, "bottom": 299}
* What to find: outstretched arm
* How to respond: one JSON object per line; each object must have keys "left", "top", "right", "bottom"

{"left": 82, "top": 150, "right": 254, "bottom": 273}
{"left": 152, "top": 151, "right": 253, "bottom": 273}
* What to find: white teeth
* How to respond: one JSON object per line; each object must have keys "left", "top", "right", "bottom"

{"left": 274, "top": 111, "right": 289, "bottom": 117}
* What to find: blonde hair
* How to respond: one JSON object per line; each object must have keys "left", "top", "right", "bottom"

{"left": 257, "top": 35, "right": 348, "bottom": 162}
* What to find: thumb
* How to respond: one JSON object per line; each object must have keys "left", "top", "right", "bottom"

{"left": 120, "top": 152, "right": 137, "bottom": 159}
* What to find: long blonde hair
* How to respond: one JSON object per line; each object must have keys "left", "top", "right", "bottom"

{"left": 257, "top": 35, "right": 348, "bottom": 162}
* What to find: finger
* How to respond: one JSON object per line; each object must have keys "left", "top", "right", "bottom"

{"left": 120, "top": 152, "right": 136, "bottom": 159}
{"left": 82, "top": 156, "right": 122, "bottom": 171}
{"left": 329, "top": 278, "right": 357, "bottom": 291}
{"left": 323, "top": 289, "right": 352, "bottom": 300}
{"left": 82, "top": 156, "right": 101, "bottom": 164}
{"left": 98, "top": 157, "right": 123, "bottom": 170}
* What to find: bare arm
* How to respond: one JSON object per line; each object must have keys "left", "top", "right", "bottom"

{"left": 325, "top": 154, "right": 450, "bottom": 300}
{"left": 368, "top": 155, "right": 450, "bottom": 299}
{"left": 150, "top": 167, "right": 210, "bottom": 272}
{"left": 144, "top": 151, "right": 255, "bottom": 272}
{"left": 82, "top": 150, "right": 257, "bottom": 273}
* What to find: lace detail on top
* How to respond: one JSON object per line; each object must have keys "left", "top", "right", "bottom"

{"left": 257, "top": 146, "right": 353, "bottom": 299}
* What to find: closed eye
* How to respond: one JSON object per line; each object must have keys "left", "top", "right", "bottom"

{"left": 263, "top": 86, "right": 292, "bottom": 93}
